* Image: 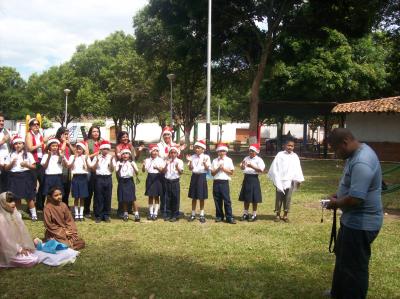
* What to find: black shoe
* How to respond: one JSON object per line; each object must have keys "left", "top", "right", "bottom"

{"left": 227, "top": 218, "right": 236, "bottom": 224}
{"left": 164, "top": 217, "right": 170, "bottom": 221}
{"left": 31, "top": 216, "right": 38, "bottom": 222}
{"left": 240, "top": 214, "right": 249, "bottom": 221}
{"left": 215, "top": 217, "right": 223, "bottom": 223}
{"left": 169, "top": 217, "right": 177, "bottom": 222}
{"left": 134, "top": 214, "right": 140, "bottom": 222}
{"left": 199, "top": 216, "right": 206, "bottom": 223}
{"left": 95, "top": 218, "right": 101, "bottom": 223}
{"left": 248, "top": 215, "right": 257, "bottom": 222}
{"left": 152, "top": 215, "right": 158, "bottom": 221}
{"left": 147, "top": 215, "right": 152, "bottom": 220}
{"left": 84, "top": 213, "right": 91, "bottom": 218}
{"left": 123, "top": 215, "right": 129, "bottom": 222}
{"left": 104, "top": 218, "right": 111, "bottom": 223}
{"left": 80, "top": 217, "right": 85, "bottom": 222}
{"left": 188, "top": 215, "right": 196, "bottom": 222}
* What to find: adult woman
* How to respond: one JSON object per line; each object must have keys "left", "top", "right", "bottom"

{"left": 84, "top": 125, "right": 102, "bottom": 218}
{"left": 25, "top": 118, "right": 48, "bottom": 210}
{"left": 0, "top": 192, "right": 38, "bottom": 268}
{"left": 56, "top": 127, "right": 74, "bottom": 206}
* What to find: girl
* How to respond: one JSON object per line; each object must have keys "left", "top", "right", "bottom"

{"left": 41, "top": 138, "right": 64, "bottom": 197}
{"left": 56, "top": 127, "right": 74, "bottom": 206}
{"left": 65, "top": 141, "right": 90, "bottom": 221}
{"left": 142, "top": 144, "right": 165, "bottom": 221}
{"left": 4, "top": 135, "right": 38, "bottom": 221}
{"left": 239, "top": 144, "right": 265, "bottom": 222}
{"left": 43, "top": 187, "right": 85, "bottom": 250}
{"left": 115, "top": 149, "right": 140, "bottom": 222}
{"left": 187, "top": 140, "right": 210, "bottom": 223}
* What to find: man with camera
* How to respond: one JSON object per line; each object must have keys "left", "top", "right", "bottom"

{"left": 325, "top": 128, "right": 383, "bottom": 299}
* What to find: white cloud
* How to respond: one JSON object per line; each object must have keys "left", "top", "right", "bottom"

{"left": 0, "top": 0, "right": 148, "bottom": 79}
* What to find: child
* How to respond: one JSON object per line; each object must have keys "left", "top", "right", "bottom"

{"left": 211, "top": 143, "right": 236, "bottom": 224}
{"left": 239, "top": 144, "right": 265, "bottom": 222}
{"left": 43, "top": 187, "right": 85, "bottom": 250}
{"left": 142, "top": 144, "right": 165, "bottom": 221}
{"left": 41, "top": 138, "right": 64, "bottom": 197}
{"left": 268, "top": 138, "right": 304, "bottom": 222}
{"left": 187, "top": 140, "right": 210, "bottom": 223}
{"left": 88, "top": 140, "right": 114, "bottom": 223}
{"left": 65, "top": 141, "right": 90, "bottom": 221}
{"left": 115, "top": 149, "right": 140, "bottom": 222}
{"left": 162, "top": 146, "right": 183, "bottom": 222}
{"left": 4, "top": 135, "right": 38, "bottom": 221}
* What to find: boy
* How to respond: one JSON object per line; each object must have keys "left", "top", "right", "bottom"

{"left": 268, "top": 138, "right": 304, "bottom": 222}
{"left": 211, "top": 143, "right": 236, "bottom": 224}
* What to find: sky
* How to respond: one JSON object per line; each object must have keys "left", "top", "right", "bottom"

{"left": 0, "top": 0, "right": 148, "bottom": 80}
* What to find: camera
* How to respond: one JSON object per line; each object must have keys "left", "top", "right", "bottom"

{"left": 320, "top": 199, "right": 330, "bottom": 208}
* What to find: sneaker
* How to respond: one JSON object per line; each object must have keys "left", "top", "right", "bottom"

{"left": 199, "top": 216, "right": 206, "bottom": 223}
{"left": 95, "top": 218, "right": 101, "bottom": 223}
{"left": 134, "top": 214, "right": 140, "bottom": 222}
{"left": 274, "top": 215, "right": 281, "bottom": 222}
{"left": 227, "top": 218, "right": 237, "bottom": 224}
{"left": 215, "top": 217, "right": 223, "bottom": 223}
{"left": 240, "top": 214, "right": 249, "bottom": 221}
{"left": 248, "top": 215, "right": 257, "bottom": 222}
{"left": 188, "top": 215, "right": 196, "bottom": 222}
{"left": 123, "top": 215, "right": 129, "bottom": 222}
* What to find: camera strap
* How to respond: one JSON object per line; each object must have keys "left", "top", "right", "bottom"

{"left": 329, "top": 208, "right": 337, "bottom": 253}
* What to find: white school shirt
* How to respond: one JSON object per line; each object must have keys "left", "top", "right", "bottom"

{"left": 268, "top": 150, "right": 304, "bottom": 193}
{"left": 157, "top": 141, "right": 177, "bottom": 160}
{"left": 0, "top": 128, "right": 10, "bottom": 159}
{"left": 115, "top": 160, "right": 139, "bottom": 178}
{"left": 67, "top": 155, "right": 89, "bottom": 175}
{"left": 165, "top": 158, "right": 184, "bottom": 180}
{"left": 6, "top": 151, "right": 36, "bottom": 172}
{"left": 144, "top": 157, "right": 165, "bottom": 174}
{"left": 242, "top": 155, "right": 265, "bottom": 175}
{"left": 190, "top": 153, "right": 211, "bottom": 174}
{"left": 89, "top": 154, "right": 114, "bottom": 175}
{"left": 211, "top": 156, "right": 234, "bottom": 180}
{"left": 41, "top": 153, "right": 63, "bottom": 175}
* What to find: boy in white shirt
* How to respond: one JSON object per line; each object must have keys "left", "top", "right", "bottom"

{"left": 162, "top": 147, "right": 183, "bottom": 222}
{"left": 268, "top": 138, "right": 304, "bottom": 222}
{"left": 211, "top": 143, "right": 236, "bottom": 224}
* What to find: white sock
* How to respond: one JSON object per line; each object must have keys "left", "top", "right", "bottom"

{"left": 154, "top": 204, "right": 159, "bottom": 215}
{"left": 192, "top": 210, "right": 196, "bottom": 216}
{"left": 123, "top": 211, "right": 128, "bottom": 216}
{"left": 79, "top": 206, "right": 84, "bottom": 217}
{"left": 134, "top": 211, "right": 139, "bottom": 216}
{"left": 200, "top": 210, "right": 205, "bottom": 216}
{"left": 30, "top": 208, "right": 37, "bottom": 218}
{"left": 244, "top": 209, "right": 249, "bottom": 215}
{"left": 74, "top": 206, "right": 79, "bottom": 217}
{"left": 149, "top": 204, "right": 153, "bottom": 215}
{"left": 252, "top": 211, "right": 257, "bottom": 217}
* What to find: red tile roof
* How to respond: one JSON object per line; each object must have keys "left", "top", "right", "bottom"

{"left": 332, "top": 96, "right": 400, "bottom": 113}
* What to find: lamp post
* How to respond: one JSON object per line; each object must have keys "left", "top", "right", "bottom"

{"left": 63, "top": 88, "right": 71, "bottom": 127}
{"left": 166, "top": 74, "right": 176, "bottom": 127}
{"left": 206, "top": 0, "right": 212, "bottom": 150}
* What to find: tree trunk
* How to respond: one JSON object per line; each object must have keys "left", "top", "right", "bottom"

{"left": 133, "top": 123, "right": 138, "bottom": 142}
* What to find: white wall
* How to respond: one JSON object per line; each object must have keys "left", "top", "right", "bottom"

{"left": 346, "top": 113, "right": 400, "bottom": 142}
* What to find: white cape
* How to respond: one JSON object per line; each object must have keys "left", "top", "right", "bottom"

{"left": 34, "top": 248, "right": 80, "bottom": 267}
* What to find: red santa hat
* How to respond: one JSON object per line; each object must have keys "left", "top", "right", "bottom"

{"left": 216, "top": 143, "right": 229, "bottom": 152}
{"left": 168, "top": 146, "right": 180, "bottom": 155}
{"left": 47, "top": 138, "right": 60, "bottom": 146}
{"left": 194, "top": 140, "right": 206, "bottom": 150}
{"left": 162, "top": 126, "right": 173, "bottom": 137}
{"left": 76, "top": 141, "right": 87, "bottom": 151}
{"left": 148, "top": 144, "right": 159, "bottom": 153}
{"left": 11, "top": 135, "right": 24, "bottom": 145}
{"left": 99, "top": 140, "right": 111, "bottom": 150}
{"left": 249, "top": 143, "right": 260, "bottom": 154}
{"left": 120, "top": 149, "right": 132, "bottom": 155}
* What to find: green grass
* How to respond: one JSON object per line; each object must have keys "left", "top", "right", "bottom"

{"left": 1, "top": 158, "right": 399, "bottom": 299}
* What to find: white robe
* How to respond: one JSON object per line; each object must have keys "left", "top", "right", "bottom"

{"left": 268, "top": 151, "right": 304, "bottom": 194}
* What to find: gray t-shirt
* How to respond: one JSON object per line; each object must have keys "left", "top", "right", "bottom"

{"left": 337, "top": 144, "right": 383, "bottom": 231}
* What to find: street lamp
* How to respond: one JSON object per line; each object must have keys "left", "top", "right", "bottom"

{"left": 64, "top": 88, "right": 71, "bottom": 127}
{"left": 166, "top": 74, "right": 176, "bottom": 126}
{"left": 206, "top": 0, "right": 212, "bottom": 150}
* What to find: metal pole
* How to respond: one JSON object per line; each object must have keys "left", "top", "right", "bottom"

{"left": 206, "top": 0, "right": 212, "bottom": 150}
{"left": 63, "top": 89, "right": 71, "bottom": 127}
{"left": 170, "top": 80, "right": 174, "bottom": 126}
{"left": 217, "top": 104, "right": 220, "bottom": 142}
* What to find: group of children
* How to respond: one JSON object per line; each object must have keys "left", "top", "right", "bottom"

{"left": 0, "top": 124, "right": 305, "bottom": 224}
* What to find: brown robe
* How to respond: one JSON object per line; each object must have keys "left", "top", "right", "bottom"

{"left": 43, "top": 198, "right": 85, "bottom": 250}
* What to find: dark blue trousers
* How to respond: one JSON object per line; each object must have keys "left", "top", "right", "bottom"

{"left": 165, "top": 179, "right": 180, "bottom": 218}
{"left": 94, "top": 175, "right": 112, "bottom": 220}
{"left": 331, "top": 224, "right": 379, "bottom": 299}
{"left": 213, "top": 180, "right": 233, "bottom": 220}
{"left": 84, "top": 171, "right": 96, "bottom": 215}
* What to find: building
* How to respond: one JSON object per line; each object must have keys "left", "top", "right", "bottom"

{"left": 332, "top": 96, "right": 400, "bottom": 161}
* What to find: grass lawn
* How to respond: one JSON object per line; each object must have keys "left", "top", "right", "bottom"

{"left": 1, "top": 157, "right": 399, "bottom": 299}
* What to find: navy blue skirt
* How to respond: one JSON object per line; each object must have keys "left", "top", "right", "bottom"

{"left": 239, "top": 174, "right": 262, "bottom": 203}
{"left": 71, "top": 174, "right": 89, "bottom": 199}
{"left": 188, "top": 173, "right": 208, "bottom": 200}
{"left": 8, "top": 171, "right": 36, "bottom": 200}
{"left": 145, "top": 173, "right": 163, "bottom": 197}
{"left": 43, "top": 174, "right": 64, "bottom": 196}
{"left": 118, "top": 177, "right": 136, "bottom": 203}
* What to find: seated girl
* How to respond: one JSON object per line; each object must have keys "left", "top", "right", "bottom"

{"left": 43, "top": 187, "right": 85, "bottom": 250}
{"left": 0, "top": 192, "right": 38, "bottom": 268}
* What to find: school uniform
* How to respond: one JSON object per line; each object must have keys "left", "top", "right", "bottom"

{"left": 6, "top": 151, "right": 36, "bottom": 200}
{"left": 188, "top": 153, "right": 211, "bottom": 200}
{"left": 41, "top": 153, "right": 64, "bottom": 196}
{"left": 239, "top": 156, "right": 265, "bottom": 203}
{"left": 29, "top": 131, "right": 46, "bottom": 209}
{"left": 144, "top": 157, "right": 165, "bottom": 197}
{"left": 0, "top": 128, "right": 10, "bottom": 193}
{"left": 116, "top": 160, "right": 138, "bottom": 203}
{"left": 89, "top": 154, "right": 113, "bottom": 220}
{"left": 164, "top": 158, "right": 184, "bottom": 218}
{"left": 211, "top": 156, "right": 235, "bottom": 221}
{"left": 68, "top": 155, "right": 89, "bottom": 199}
{"left": 157, "top": 141, "right": 176, "bottom": 215}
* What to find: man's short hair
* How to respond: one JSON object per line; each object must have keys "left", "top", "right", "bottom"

{"left": 0, "top": 112, "right": 5, "bottom": 119}
{"left": 327, "top": 128, "right": 355, "bottom": 146}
